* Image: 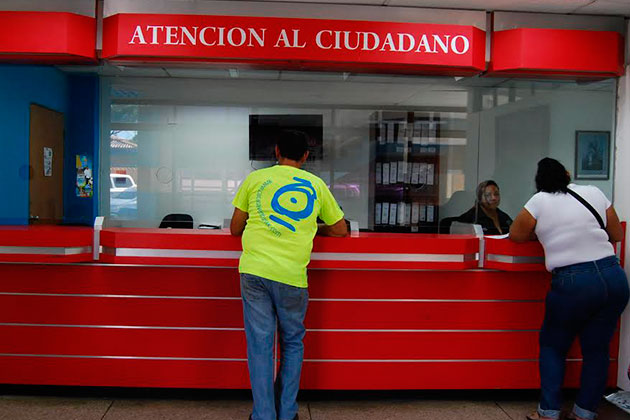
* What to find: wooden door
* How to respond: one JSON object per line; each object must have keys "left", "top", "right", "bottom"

{"left": 29, "top": 104, "right": 65, "bottom": 224}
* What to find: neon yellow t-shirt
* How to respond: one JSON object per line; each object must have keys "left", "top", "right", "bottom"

{"left": 232, "top": 165, "right": 344, "bottom": 288}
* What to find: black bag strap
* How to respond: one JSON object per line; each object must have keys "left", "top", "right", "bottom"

{"left": 566, "top": 188, "right": 606, "bottom": 230}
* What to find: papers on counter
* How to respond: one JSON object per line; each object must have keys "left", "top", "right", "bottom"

{"left": 485, "top": 233, "right": 509, "bottom": 239}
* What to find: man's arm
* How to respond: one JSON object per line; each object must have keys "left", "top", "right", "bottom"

{"left": 318, "top": 218, "right": 348, "bottom": 237}
{"left": 230, "top": 208, "right": 249, "bottom": 236}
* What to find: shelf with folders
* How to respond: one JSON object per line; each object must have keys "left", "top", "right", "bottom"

{"left": 370, "top": 111, "right": 440, "bottom": 233}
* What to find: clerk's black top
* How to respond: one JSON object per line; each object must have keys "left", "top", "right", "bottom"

{"left": 457, "top": 205, "right": 513, "bottom": 235}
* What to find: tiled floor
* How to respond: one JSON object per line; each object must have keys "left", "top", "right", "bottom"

{"left": 0, "top": 388, "right": 628, "bottom": 420}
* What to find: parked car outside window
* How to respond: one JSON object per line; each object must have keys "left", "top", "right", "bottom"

{"left": 110, "top": 174, "right": 137, "bottom": 219}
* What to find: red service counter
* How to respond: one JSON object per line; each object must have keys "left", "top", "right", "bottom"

{"left": 484, "top": 237, "right": 546, "bottom": 271}
{"left": 0, "top": 226, "right": 620, "bottom": 389}
{"left": 0, "top": 225, "right": 93, "bottom": 263}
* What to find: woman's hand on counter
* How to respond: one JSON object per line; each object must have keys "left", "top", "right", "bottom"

{"left": 318, "top": 218, "right": 349, "bottom": 237}
{"left": 605, "top": 206, "right": 624, "bottom": 243}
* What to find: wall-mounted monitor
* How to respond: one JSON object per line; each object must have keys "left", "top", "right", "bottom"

{"left": 249, "top": 114, "right": 323, "bottom": 161}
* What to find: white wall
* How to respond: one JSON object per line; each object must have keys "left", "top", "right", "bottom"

{"left": 549, "top": 91, "right": 616, "bottom": 198}
{"left": 475, "top": 87, "right": 615, "bottom": 219}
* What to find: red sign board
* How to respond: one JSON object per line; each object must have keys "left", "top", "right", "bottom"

{"left": 488, "top": 28, "right": 624, "bottom": 78}
{"left": 0, "top": 12, "right": 96, "bottom": 63}
{"left": 102, "top": 13, "right": 486, "bottom": 75}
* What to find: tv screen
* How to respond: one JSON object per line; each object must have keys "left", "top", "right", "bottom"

{"left": 249, "top": 114, "right": 323, "bottom": 161}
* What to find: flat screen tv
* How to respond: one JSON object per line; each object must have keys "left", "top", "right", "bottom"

{"left": 249, "top": 114, "right": 323, "bottom": 161}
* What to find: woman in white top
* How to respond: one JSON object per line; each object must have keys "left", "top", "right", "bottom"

{"left": 511, "top": 158, "right": 628, "bottom": 420}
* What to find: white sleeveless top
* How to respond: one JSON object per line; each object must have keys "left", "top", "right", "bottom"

{"left": 524, "top": 184, "right": 614, "bottom": 271}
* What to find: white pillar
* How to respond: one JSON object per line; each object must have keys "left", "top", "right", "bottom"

{"left": 615, "top": 37, "right": 630, "bottom": 390}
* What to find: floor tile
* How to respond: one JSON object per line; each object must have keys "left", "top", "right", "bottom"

{"left": 297, "top": 402, "right": 312, "bottom": 420}
{"left": 496, "top": 399, "right": 630, "bottom": 420}
{"left": 599, "top": 399, "right": 630, "bottom": 420}
{"left": 0, "top": 390, "right": 626, "bottom": 420}
{"left": 102, "top": 398, "right": 310, "bottom": 420}
{"left": 103, "top": 399, "right": 251, "bottom": 420}
{"left": 0, "top": 395, "right": 112, "bottom": 420}
{"left": 309, "top": 399, "right": 511, "bottom": 420}
{"left": 495, "top": 400, "right": 538, "bottom": 420}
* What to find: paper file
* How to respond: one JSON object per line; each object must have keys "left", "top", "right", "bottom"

{"left": 389, "top": 203, "right": 398, "bottom": 225}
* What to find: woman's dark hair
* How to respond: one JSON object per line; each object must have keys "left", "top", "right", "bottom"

{"left": 535, "top": 157, "right": 570, "bottom": 193}
{"left": 475, "top": 180, "right": 499, "bottom": 204}
{"left": 276, "top": 130, "right": 309, "bottom": 161}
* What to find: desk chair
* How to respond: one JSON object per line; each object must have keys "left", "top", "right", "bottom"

{"left": 159, "top": 213, "right": 194, "bottom": 229}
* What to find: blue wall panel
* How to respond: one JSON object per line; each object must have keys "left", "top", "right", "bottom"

{"left": 64, "top": 74, "right": 99, "bottom": 225}
{"left": 0, "top": 65, "right": 69, "bottom": 225}
{"left": 0, "top": 65, "right": 99, "bottom": 225}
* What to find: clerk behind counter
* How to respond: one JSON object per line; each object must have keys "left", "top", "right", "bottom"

{"left": 457, "top": 180, "right": 513, "bottom": 235}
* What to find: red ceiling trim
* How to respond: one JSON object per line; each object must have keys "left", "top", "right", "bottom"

{"left": 0, "top": 11, "right": 97, "bottom": 64}
{"left": 488, "top": 28, "right": 624, "bottom": 79}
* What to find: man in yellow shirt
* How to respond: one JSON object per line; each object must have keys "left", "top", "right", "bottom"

{"left": 230, "top": 130, "right": 347, "bottom": 420}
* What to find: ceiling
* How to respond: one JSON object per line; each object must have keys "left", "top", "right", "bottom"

{"left": 244, "top": 0, "right": 630, "bottom": 16}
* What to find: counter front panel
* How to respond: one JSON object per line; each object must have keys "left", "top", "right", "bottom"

{"left": 0, "top": 226, "right": 93, "bottom": 263}
{"left": 0, "top": 264, "right": 249, "bottom": 388}
{"left": 0, "top": 228, "right": 620, "bottom": 389}
{"left": 300, "top": 268, "right": 617, "bottom": 389}
{"left": 484, "top": 237, "right": 546, "bottom": 271}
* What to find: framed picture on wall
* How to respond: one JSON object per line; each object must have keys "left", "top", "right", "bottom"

{"left": 575, "top": 131, "right": 610, "bottom": 180}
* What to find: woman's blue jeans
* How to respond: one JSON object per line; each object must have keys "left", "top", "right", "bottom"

{"left": 240, "top": 273, "right": 309, "bottom": 420}
{"left": 538, "top": 256, "right": 629, "bottom": 420}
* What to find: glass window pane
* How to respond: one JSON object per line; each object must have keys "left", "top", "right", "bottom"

{"left": 100, "top": 73, "right": 615, "bottom": 233}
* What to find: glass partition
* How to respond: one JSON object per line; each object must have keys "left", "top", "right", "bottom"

{"left": 100, "top": 72, "right": 616, "bottom": 231}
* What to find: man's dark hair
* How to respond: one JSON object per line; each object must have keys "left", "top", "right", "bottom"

{"left": 535, "top": 157, "right": 570, "bottom": 193}
{"left": 277, "top": 130, "right": 309, "bottom": 161}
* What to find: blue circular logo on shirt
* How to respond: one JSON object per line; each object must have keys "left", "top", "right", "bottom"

{"left": 269, "top": 177, "right": 317, "bottom": 232}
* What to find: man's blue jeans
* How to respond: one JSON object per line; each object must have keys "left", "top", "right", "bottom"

{"left": 538, "top": 256, "right": 629, "bottom": 420}
{"left": 240, "top": 273, "right": 309, "bottom": 420}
